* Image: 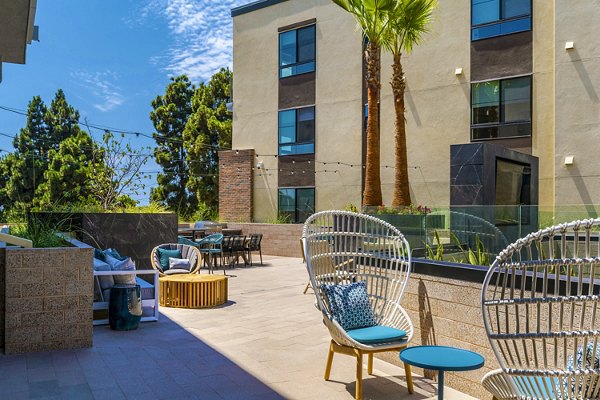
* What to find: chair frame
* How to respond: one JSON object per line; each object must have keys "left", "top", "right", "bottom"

{"left": 150, "top": 243, "right": 201, "bottom": 276}
{"left": 481, "top": 218, "right": 600, "bottom": 400}
{"left": 302, "top": 210, "right": 414, "bottom": 400}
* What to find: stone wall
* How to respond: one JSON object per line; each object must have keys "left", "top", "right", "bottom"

{"left": 226, "top": 223, "right": 303, "bottom": 257}
{"left": 219, "top": 149, "right": 254, "bottom": 222}
{"left": 379, "top": 267, "right": 495, "bottom": 399}
{"left": 2, "top": 246, "right": 93, "bottom": 354}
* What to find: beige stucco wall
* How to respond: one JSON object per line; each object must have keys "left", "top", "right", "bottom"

{"left": 380, "top": 0, "right": 471, "bottom": 207}
{"left": 233, "top": 0, "right": 363, "bottom": 221}
{"left": 554, "top": 0, "right": 600, "bottom": 206}
{"left": 532, "top": 0, "right": 555, "bottom": 210}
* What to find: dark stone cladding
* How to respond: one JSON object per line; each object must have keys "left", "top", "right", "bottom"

{"left": 231, "top": 0, "right": 289, "bottom": 17}
{"left": 31, "top": 212, "right": 178, "bottom": 270}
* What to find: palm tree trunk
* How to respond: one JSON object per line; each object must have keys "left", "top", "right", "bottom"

{"left": 363, "top": 41, "right": 383, "bottom": 207}
{"left": 391, "top": 52, "right": 412, "bottom": 208}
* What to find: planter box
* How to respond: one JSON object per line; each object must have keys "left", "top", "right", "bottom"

{"left": 0, "top": 245, "right": 93, "bottom": 354}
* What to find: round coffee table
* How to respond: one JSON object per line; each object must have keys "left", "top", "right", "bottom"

{"left": 400, "top": 346, "right": 484, "bottom": 399}
{"left": 159, "top": 274, "right": 228, "bottom": 308}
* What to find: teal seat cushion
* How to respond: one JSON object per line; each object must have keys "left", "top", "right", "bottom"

{"left": 512, "top": 376, "right": 556, "bottom": 398}
{"left": 347, "top": 325, "right": 407, "bottom": 344}
{"left": 157, "top": 248, "right": 182, "bottom": 271}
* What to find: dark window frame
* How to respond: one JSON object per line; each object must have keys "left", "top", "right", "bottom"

{"left": 279, "top": 24, "right": 316, "bottom": 79}
{"left": 278, "top": 106, "right": 316, "bottom": 156}
{"left": 277, "top": 187, "right": 315, "bottom": 223}
{"left": 470, "top": 75, "right": 533, "bottom": 141}
{"left": 471, "top": 0, "right": 532, "bottom": 41}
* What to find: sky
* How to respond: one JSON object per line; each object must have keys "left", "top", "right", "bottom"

{"left": 0, "top": 0, "right": 246, "bottom": 203}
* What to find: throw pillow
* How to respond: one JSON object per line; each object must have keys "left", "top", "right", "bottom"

{"left": 93, "top": 258, "right": 115, "bottom": 290}
{"left": 157, "top": 248, "right": 182, "bottom": 271}
{"left": 168, "top": 257, "right": 191, "bottom": 271}
{"left": 103, "top": 248, "right": 127, "bottom": 261}
{"left": 321, "top": 281, "right": 376, "bottom": 331}
{"left": 104, "top": 254, "right": 136, "bottom": 285}
{"left": 560, "top": 342, "right": 600, "bottom": 396}
{"left": 94, "top": 248, "right": 105, "bottom": 261}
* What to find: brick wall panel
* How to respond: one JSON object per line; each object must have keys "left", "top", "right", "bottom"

{"left": 218, "top": 149, "right": 254, "bottom": 222}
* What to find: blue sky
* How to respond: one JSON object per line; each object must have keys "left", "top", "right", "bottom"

{"left": 0, "top": 0, "right": 246, "bottom": 203}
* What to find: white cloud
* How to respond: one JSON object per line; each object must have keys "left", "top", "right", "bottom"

{"left": 71, "top": 70, "right": 126, "bottom": 112}
{"left": 138, "top": 0, "right": 246, "bottom": 82}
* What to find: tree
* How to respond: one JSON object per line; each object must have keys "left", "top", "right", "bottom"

{"left": 385, "top": 0, "right": 437, "bottom": 207}
{"left": 183, "top": 68, "right": 233, "bottom": 217}
{"left": 4, "top": 96, "right": 49, "bottom": 211}
{"left": 332, "top": 0, "right": 395, "bottom": 207}
{"left": 34, "top": 130, "right": 100, "bottom": 208}
{"left": 91, "top": 131, "right": 150, "bottom": 210}
{"left": 150, "top": 76, "right": 197, "bottom": 217}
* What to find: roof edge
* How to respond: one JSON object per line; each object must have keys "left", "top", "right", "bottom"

{"left": 231, "top": 0, "right": 289, "bottom": 17}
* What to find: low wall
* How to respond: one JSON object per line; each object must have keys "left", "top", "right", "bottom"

{"left": 1, "top": 246, "right": 93, "bottom": 354}
{"left": 379, "top": 260, "right": 495, "bottom": 399}
{"left": 226, "top": 223, "right": 303, "bottom": 257}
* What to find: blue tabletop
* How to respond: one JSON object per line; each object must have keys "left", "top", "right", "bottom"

{"left": 400, "top": 346, "right": 484, "bottom": 372}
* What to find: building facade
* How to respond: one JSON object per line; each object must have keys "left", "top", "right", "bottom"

{"left": 224, "top": 0, "right": 600, "bottom": 223}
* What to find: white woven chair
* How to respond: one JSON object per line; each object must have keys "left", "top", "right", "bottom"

{"left": 481, "top": 218, "right": 600, "bottom": 400}
{"left": 302, "top": 210, "right": 414, "bottom": 400}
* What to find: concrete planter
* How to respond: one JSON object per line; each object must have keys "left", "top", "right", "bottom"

{"left": 0, "top": 245, "right": 94, "bottom": 354}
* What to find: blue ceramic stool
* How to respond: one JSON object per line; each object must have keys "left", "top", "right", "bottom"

{"left": 109, "top": 284, "right": 142, "bottom": 331}
{"left": 400, "top": 346, "right": 484, "bottom": 399}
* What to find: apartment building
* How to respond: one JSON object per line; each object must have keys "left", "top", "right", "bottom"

{"left": 221, "top": 0, "right": 600, "bottom": 223}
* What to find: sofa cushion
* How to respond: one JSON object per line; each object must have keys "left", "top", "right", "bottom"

{"left": 157, "top": 248, "right": 182, "bottom": 271}
{"left": 321, "top": 281, "right": 376, "bottom": 331}
{"left": 164, "top": 268, "right": 192, "bottom": 275}
{"left": 347, "top": 325, "right": 407, "bottom": 344}
{"left": 169, "top": 257, "right": 191, "bottom": 271}
{"left": 105, "top": 254, "right": 136, "bottom": 285}
{"left": 93, "top": 258, "right": 115, "bottom": 290}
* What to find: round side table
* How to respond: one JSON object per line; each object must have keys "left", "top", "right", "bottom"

{"left": 400, "top": 345, "right": 484, "bottom": 399}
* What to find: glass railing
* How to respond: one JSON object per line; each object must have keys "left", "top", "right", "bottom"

{"left": 369, "top": 205, "right": 600, "bottom": 266}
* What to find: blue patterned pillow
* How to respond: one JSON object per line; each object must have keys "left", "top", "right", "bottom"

{"left": 321, "top": 281, "right": 376, "bottom": 331}
{"left": 557, "top": 342, "right": 600, "bottom": 396}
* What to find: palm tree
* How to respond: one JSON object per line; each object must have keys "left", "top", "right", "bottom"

{"left": 384, "top": 0, "right": 437, "bottom": 208}
{"left": 332, "top": 0, "right": 395, "bottom": 207}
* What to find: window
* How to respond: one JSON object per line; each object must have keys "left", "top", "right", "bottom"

{"left": 278, "top": 106, "right": 315, "bottom": 155}
{"left": 471, "top": 0, "right": 531, "bottom": 41}
{"left": 278, "top": 188, "right": 315, "bottom": 223}
{"left": 471, "top": 76, "right": 531, "bottom": 140}
{"left": 279, "top": 25, "right": 316, "bottom": 78}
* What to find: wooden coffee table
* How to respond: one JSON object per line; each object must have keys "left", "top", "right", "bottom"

{"left": 159, "top": 274, "right": 228, "bottom": 308}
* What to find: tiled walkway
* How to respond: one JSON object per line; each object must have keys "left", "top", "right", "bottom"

{"left": 0, "top": 256, "right": 476, "bottom": 399}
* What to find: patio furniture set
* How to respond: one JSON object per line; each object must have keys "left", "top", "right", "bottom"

{"left": 302, "top": 210, "right": 600, "bottom": 400}
{"left": 92, "top": 231, "right": 263, "bottom": 324}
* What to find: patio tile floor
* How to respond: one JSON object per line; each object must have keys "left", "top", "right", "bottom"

{"left": 0, "top": 256, "right": 477, "bottom": 400}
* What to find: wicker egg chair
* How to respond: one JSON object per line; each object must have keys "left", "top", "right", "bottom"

{"left": 302, "top": 210, "right": 414, "bottom": 400}
{"left": 482, "top": 218, "right": 600, "bottom": 400}
{"left": 151, "top": 243, "right": 201, "bottom": 276}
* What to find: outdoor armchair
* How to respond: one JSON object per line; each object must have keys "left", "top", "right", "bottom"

{"left": 302, "top": 210, "right": 414, "bottom": 400}
{"left": 481, "top": 218, "right": 600, "bottom": 400}
{"left": 151, "top": 243, "right": 201, "bottom": 276}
